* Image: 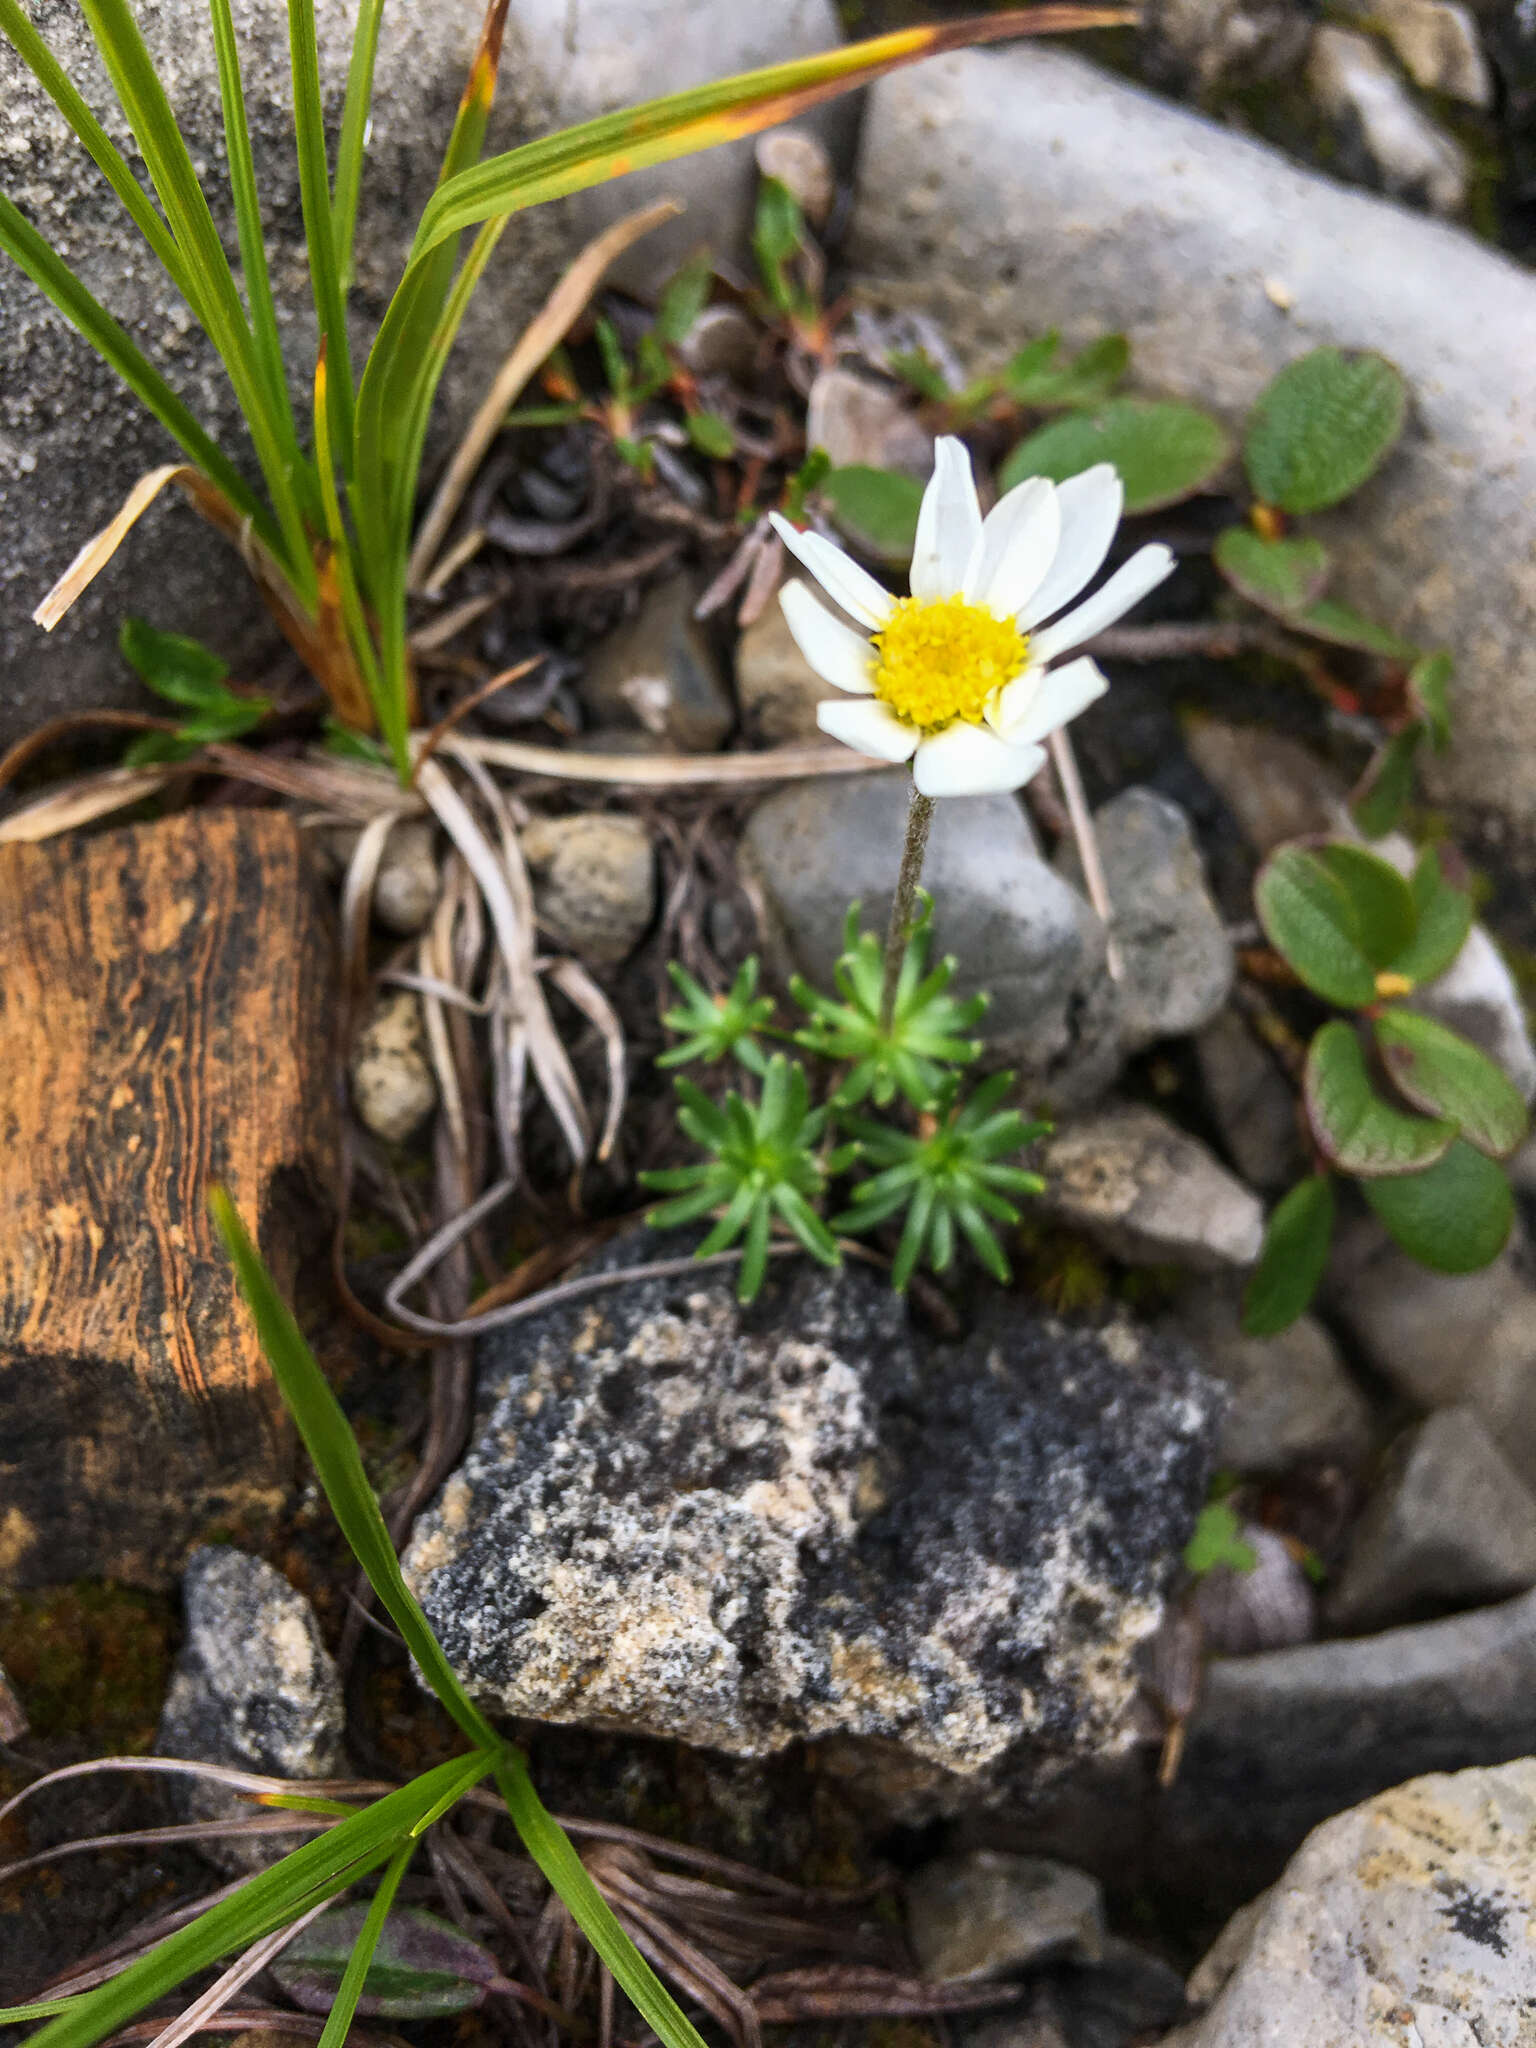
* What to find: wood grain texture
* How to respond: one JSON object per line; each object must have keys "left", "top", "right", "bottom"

{"left": 0, "top": 810, "right": 338, "bottom": 1587}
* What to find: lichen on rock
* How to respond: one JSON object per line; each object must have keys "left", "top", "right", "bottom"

{"left": 404, "top": 1231, "right": 1221, "bottom": 1801}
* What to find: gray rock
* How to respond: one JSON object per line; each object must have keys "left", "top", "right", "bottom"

{"left": 1306, "top": 26, "right": 1470, "bottom": 215}
{"left": 756, "top": 128, "right": 836, "bottom": 228}
{"left": 404, "top": 1230, "right": 1220, "bottom": 1795}
{"left": 350, "top": 989, "right": 437, "bottom": 1145}
{"left": 1016, "top": 1940, "right": 1188, "bottom": 2048}
{"left": 327, "top": 819, "right": 439, "bottom": 937}
{"left": 505, "top": 0, "right": 851, "bottom": 298}
{"left": 157, "top": 1547, "right": 344, "bottom": 1872}
{"left": 1183, "top": 721, "right": 1343, "bottom": 857}
{"left": 1192, "top": 1526, "right": 1318, "bottom": 1657}
{"left": 1055, "top": 788, "right": 1233, "bottom": 1053}
{"left": 578, "top": 575, "right": 733, "bottom": 751}
{"left": 1142, "top": 0, "right": 1314, "bottom": 89}
{"left": 0, "top": 0, "right": 572, "bottom": 749}
{"left": 1327, "top": 1221, "right": 1536, "bottom": 1489}
{"left": 1038, "top": 1105, "right": 1266, "bottom": 1272}
{"left": 1166, "top": 1278, "right": 1373, "bottom": 1476}
{"left": 1194, "top": 1010, "right": 1307, "bottom": 1197}
{"left": 1328, "top": 1408, "right": 1536, "bottom": 1633}
{"left": 804, "top": 366, "right": 935, "bottom": 478}
{"left": 521, "top": 811, "right": 655, "bottom": 964}
{"left": 733, "top": 577, "right": 833, "bottom": 743}
{"left": 849, "top": 47, "right": 1536, "bottom": 820}
{"left": 906, "top": 1852, "right": 1105, "bottom": 1983}
{"left": 1173, "top": 1759, "right": 1536, "bottom": 2047}
{"left": 1371, "top": 0, "right": 1493, "bottom": 102}
{"left": 740, "top": 770, "right": 1124, "bottom": 1110}
{"left": 674, "top": 304, "right": 759, "bottom": 382}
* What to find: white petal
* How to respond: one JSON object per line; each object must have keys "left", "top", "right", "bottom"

{"left": 1020, "top": 464, "right": 1123, "bottom": 626}
{"left": 912, "top": 722, "right": 1046, "bottom": 797}
{"left": 910, "top": 435, "right": 982, "bottom": 603}
{"left": 779, "top": 579, "right": 875, "bottom": 694}
{"left": 769, "top": 513, "right": 895, "bottom": 630}
{"left": 962, "top": 475, "right": 1061, "bottom": 619}
{"left": 816, "top": 696, "right": 919, "bottom": 762}
{"left": 1031, "top": 543, "right": 1175, "bottom": 663}
{"left": 992, "top": 655, "right": 1108, "bottom": 746}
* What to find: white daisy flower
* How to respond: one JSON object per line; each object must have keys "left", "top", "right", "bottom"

{"left": 769, "top": 437, "right": 1175, "bottom": 799}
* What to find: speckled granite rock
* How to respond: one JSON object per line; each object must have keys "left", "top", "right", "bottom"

{"left": 404, "top": 1231, "right": 1220, "bottom": 1800}
{"left": 157, "top": 1546, "right": 344, "bottom": 1872}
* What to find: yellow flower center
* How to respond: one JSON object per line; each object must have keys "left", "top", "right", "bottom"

{"left": 872, "top": 594, "right": 1028, "bottom": 733}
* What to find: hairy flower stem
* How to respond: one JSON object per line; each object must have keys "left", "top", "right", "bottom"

{"left": 880, "top": 787, "right": 935, "bottom": 1034}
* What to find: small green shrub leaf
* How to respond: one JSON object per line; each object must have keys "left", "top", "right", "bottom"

{"left": 1006, "top": 331, "right": 1128, "bottom": 409}
{"left": 1242, "top": 1175, "right": 1336, "bottom": 1336}
{"left": 1304, "top": 1019, "right": 1455, "bottom": 1177}
{"left": 1212, "top": 528, "right": 1330, "bottom": 616}
{"left": 999, "top": 399, "right": 1230, "bottom": 511}
{"left": 273, "top": 1905, "right": 497, "bottom": 2018}
{"left": 1243, "top": 347, "right": 1408, "bottom": 512}
{"left": 1255, "top": 843, "right": 1417, "bottom": 1005}
{"left": 1409, "top": 649, "right": 1454, "bottom": 751}
{"left": 821, "top": 464, "right": 924, "bottom": 564}
{"left": 655, "top": 251, "right": 714, "bottom": 344}
{"left": 120, "top": 617, "right": 229, "bottom": 709}
{"left": 1184, "top": 1500, "right": 1258, "bottom": 1578}
{"left": 1373, "top": 1009, "right": 1529, "bottom": 1159}
{"left": 1363, "top": 1138, "right": 1515, "bottom": 1272}
{"left": 1292, "top": 598, "right": 1418, "bottom": 661}
{"left": 686, "top": 410, "right": 734, "bottom": 458}
{"left": 1389, "top": 849, "right": 1473, "bottom": 987}
{"left": 1311, "top": 843, "right": 1417, "bottom": 965}
{"left": 1350, "top": 724, "right": 1425, "bottom": 840}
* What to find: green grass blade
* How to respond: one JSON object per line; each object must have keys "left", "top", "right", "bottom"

{"left": 0, "top": 190, "right": 275, "bottom": 549}
{"left": 287, "top": 0, "right": 356, "bottom": 468}
{"left": 312, "top": 347, "right": 396, "bottom": 770}
{"left": 0, "top": 0, "right": 189, "bottom": 299}
{"left": 315, "top": 1839, "right": 415, "bottom": 2048}
{"left": 333, "top": 0, "right": 387, "bottom": 285}
{"left": 21, "top": 1753, "right": 490, "bottom": 2048}
{"left": 210, "top": 1190, "right": 500, "bottom": 1753}
{"left": 206, "top": 0, "right": 299, "bottom": 472}
{"left": 409, "top": 10, "right": 1130, "bottom": 258}
{"left": 495, "top": 1761, "right": 709, "bottom": 2048}
{"left": 75, "top": 0, "right": 315, "bottom": 596}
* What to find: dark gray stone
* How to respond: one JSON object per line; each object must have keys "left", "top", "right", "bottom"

{"left": 1166, "top": 1278, "right": 1374, "bottom": 1476}
{"left": 1195, "top": 1010, "right": 1307, "bottom": 1198}
{"left": 906, "top": 1852, "right": 1105, "bottom": 1983}
{"left": 1192, "top": 1525, "right": 1318, "bottom": 1656}
{"left": 1328, "top": 1408, "right": 1536, "bottom": 1633}
{"left": 740, "top": 770, "right": 1123, "bottom": 1109}
{"left": 1055, "top": 787, "right": 1233, "bottom": 1053}
{"left": 157, "top": 1545, "right": 344, "bottom": 1872}
{"left": 577, "top": 575, "right": 734, "bottom": 751}
{"left": 403, "top": 1230, "right": 1220, "bottom": 1802}
{"left": 1306, "top": 26, "right": 1470, "bottom": 216}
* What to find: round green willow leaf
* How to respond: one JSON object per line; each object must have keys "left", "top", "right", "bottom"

{"left": 1363, "top": 1138, "right": 1515, "bottom": 1273}
{"left": 821, "top": 465, "right": 923, "bottom": 564}
{"left": 1242, "top": 1174, "right": 1336, "bottom": 1337}
{"left": 1389, "top": 848, "right": 1474, "bottom": 987}
{"left": 1304, "top": 1020, "right": 1455, "bottom": 1178}
{"left": 1292, "top": 598, "right": 1418, "bottom": 661}
{"left": 1212, "top": 528, "right": 1330, "bottom": 616}
{"left": 1007, "top": 332, "right": 1128, "bottom": 410}
{"left": 1311, "top": 843, "right": 1417, "bottom": 967}
{"left": 1244, "top": 348, "right": 1408, "bottom": 513}
{"left": 1255, "top": 846, "right": 1379, "bottom": 1008}
{"left": 999, "top": 399, "right": 1230, "bottom": 512}
{"left": 1374, "top": 1009, "right": 1530, "bottom": 1159}
{"left": 273, "top": 1904, "right": 495, "bottom": 2018}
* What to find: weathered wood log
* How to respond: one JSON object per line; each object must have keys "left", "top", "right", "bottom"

{"left": 0, "top": 810, "right": 338, "bottom": 1587}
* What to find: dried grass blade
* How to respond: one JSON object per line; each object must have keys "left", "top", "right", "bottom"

{"left": 443, "top": 735, "right": 888, "bottom": 787}
{"left": 142, "top": 1903, "right": 333, "bottom": 2048}
{"left": 543, "top": 959, "right": 627, "bottom": 1163}
{"left": 34, "top": 464, "right": 195, "bottom": 629}
{"left": 407, "top": 198, "right": 681, "bottom": 591}
{"left": 0, "top": 765, "right": 182, "bottom": 844}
